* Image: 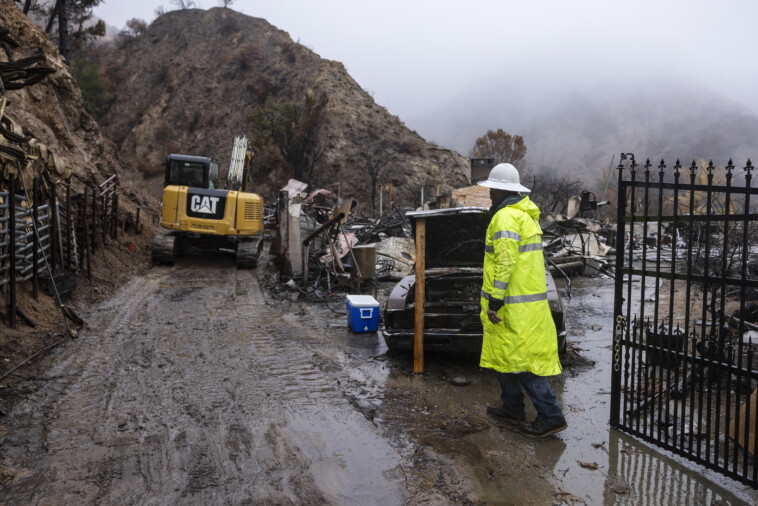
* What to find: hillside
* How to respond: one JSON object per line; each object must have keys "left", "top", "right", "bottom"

{"left": 92, "top": 8, "right": 471, "bottom": 207}
{"left": 1, "top": 0, "right": 152, "bottom": 202}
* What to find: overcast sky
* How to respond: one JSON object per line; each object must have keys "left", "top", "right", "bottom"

{"left": 92, "top": 0, "right": 758, "bottom": 126}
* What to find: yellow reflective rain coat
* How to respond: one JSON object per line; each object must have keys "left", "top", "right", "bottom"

{"left": 479, "top": 195, "right": 561, "bottom": 376}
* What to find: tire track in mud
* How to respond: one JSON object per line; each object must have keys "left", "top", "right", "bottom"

{"left": 1, "top": 260, "right": 404, "bottom": 505}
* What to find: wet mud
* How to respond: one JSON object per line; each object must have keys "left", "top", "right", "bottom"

{"left": 0, "top": 257, "right": 403, "bottom": 504}
{"left": 1, "top": 258, "right": 756, "bottom": 504}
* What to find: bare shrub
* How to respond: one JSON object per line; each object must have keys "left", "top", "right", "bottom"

{"left": 140, "top": 161, "right": 164, "bottom": 178}
{"left": 280, "top": 41, "right": 297, "bottom": 63}
{"left": 221, "top": 43, "right": 260, "bottom": 72}
{"left": 532, "top": 173, "right": 584, "bottom": 214}
{"left": 399, "top": 137, "right": 423, "bottom": 155}
{"left": 248, "top": 74, "right": 280, "bottom": 102}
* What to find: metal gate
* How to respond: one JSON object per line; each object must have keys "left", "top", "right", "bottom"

{"left": 610, "top": 155, "right": 758, "bottom": 487}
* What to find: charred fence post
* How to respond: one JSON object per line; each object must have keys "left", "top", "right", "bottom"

{"left": 32, "top": 177, "right": 39, "bottom": 300}
{"left": 83, "top": 187, "right": 91, "bottom": 280}
{"left": 90, "top": 189, "right": 97, "bottom": 252}
{"left": 112, "top": 193, "right": 118, "bottom": 240}
{"left": 65, "top": 179, "right": 72, "bottom": 271}
{"left": 100, "top": 194, "right": 106, "bottom": 246}
{"left": 8, "top": 171, "right": 16, "bottom": 329}
{"left": 277, "top": 190, "right": 289, "bottom": 266}
{"left": 50, "top": 182, "right": 59, "bottom": 274}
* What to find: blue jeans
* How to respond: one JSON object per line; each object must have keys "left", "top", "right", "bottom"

{"left": 497, "top": 372, "right": 564, "bottom": 423}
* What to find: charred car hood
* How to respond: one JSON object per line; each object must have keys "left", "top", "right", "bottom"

{"left": 408, "top": 207, "right": 490, "bottom": 268}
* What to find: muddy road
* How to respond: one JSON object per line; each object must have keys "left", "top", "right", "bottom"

{"left": 1, "top": 255, "right": 554, "bottom": 505}
{"left": 1, "top": 257, "right": 410, "bottom": 504}
{"left": 2, "top": 257, "right": 756, "bottom": 505}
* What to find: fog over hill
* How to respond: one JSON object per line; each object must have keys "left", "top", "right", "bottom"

{"left": 408, "top": 77, "right": 758, "bottom": 181}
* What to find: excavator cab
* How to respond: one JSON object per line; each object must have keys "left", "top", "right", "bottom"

{"left": 164, "top": 154, "right": 219, "bottom": 189}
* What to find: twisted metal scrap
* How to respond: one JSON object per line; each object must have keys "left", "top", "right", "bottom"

{"left": 0, "top": 53, "right": 56, "bottom": 92}
{"left": 0, "top": 27, "right": 55, "bottom": 96}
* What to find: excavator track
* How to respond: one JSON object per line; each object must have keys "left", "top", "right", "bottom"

{"left": 236, "top": 237, "right": 263, "bottom": 269}
{"left": 152, "top": 233, "right": 178, "bottom": 265}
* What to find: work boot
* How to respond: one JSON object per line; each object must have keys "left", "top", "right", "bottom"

{"left": 486, "top": 405, "right": 526, "bottom": 426}
{"left": 518, "top": 417, "right": 567, "bottom": 438}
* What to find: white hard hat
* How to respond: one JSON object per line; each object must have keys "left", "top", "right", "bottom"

{"left": 477, "top": 163, "right": 531, "bottom": 193}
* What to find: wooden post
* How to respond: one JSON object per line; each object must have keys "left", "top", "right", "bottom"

{"left": 338, "top": 182, "right": 343, "bottom": 201}
{"left": 65, "top": 179, "right": 72, "bottom": 271}
{"left": 388, "top": 183, "right": 393, "bottom": 210}
{"left": 277, "top": 190, "right": 289, "bottom": 276}
{"left": 83, "top": 188, "right": 91, "bottom": 279}
{"left": 50, "top": 184, "right": 59, "bottom": 274}
{"left": 8, "top": 172, "right": 16, "bottom": 329}
{"left": 379, "top": 185, "right": 383, "bottom": 216}
{"left": 32, "top": 177, "right": 39, "bottom": 300}
{"left": 414, "top": 217, "right": 426, "bottom": 373}
{"left": 91, "top": 188, "right": 97, "bottom": 251}
{"left": 436, "top": 184, "right": 440, "bottom": 197}
{"left": 278, "top": 190, "right": 288, "bottom": 256}
{"left": 100, "top": 194, "right": 107, "bottom": 246}
{"left": 112, "top": 193, "right": 119, "bottom": 239}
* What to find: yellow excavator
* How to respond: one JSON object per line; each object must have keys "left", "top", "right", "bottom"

{"left": 152, "top": 135, "right": 264, "bottom": 267}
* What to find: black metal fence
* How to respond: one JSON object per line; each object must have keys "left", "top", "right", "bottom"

{"left": 610, "top": 155, "right": 758, "bottom": 487}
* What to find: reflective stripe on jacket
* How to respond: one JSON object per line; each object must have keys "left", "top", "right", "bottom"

{"left": 479, "top": 195, "right": 561, "bottom": 376}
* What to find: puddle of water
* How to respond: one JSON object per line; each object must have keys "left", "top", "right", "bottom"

{"left": 551, "top": 277, "right": 758, "bottom": 505}
{"left": 328, "top": 326, "right": 389, "bottom": 358}
{"left": 286, "top": 410, "right": 404, "bottom": 505}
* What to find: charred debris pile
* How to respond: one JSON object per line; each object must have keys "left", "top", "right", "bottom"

{"left": 269, "top": 181, "right": 622, "bottom": 305}
{"left": 269, "top": 176, "right": 757, "bottom": 312}
{"left": 270, "top": 179, "right": 416, "bottom": 305}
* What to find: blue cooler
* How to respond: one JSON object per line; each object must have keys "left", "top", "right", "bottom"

{"left": 346, "top": 295, "right": 380, "bottom": 333}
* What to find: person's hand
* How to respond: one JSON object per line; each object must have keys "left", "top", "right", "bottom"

{"left": 487, "top": 309, "right": 502, "bottom": 324}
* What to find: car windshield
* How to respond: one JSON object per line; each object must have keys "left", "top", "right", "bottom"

{"left": 168, "top": 160, "right": 206, "bottom": 187}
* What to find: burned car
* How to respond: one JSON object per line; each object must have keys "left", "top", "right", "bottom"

{"left": 382, "top": 207, "right": 567, "bottom": 355}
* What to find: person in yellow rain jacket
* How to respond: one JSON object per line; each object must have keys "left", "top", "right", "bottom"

{"left": 478, "top": 163, "right": 567, "bottom": 438}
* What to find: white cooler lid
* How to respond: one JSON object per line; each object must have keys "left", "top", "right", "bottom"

{"left": 346, "top": 295, "right": 379, "bottom": 307}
